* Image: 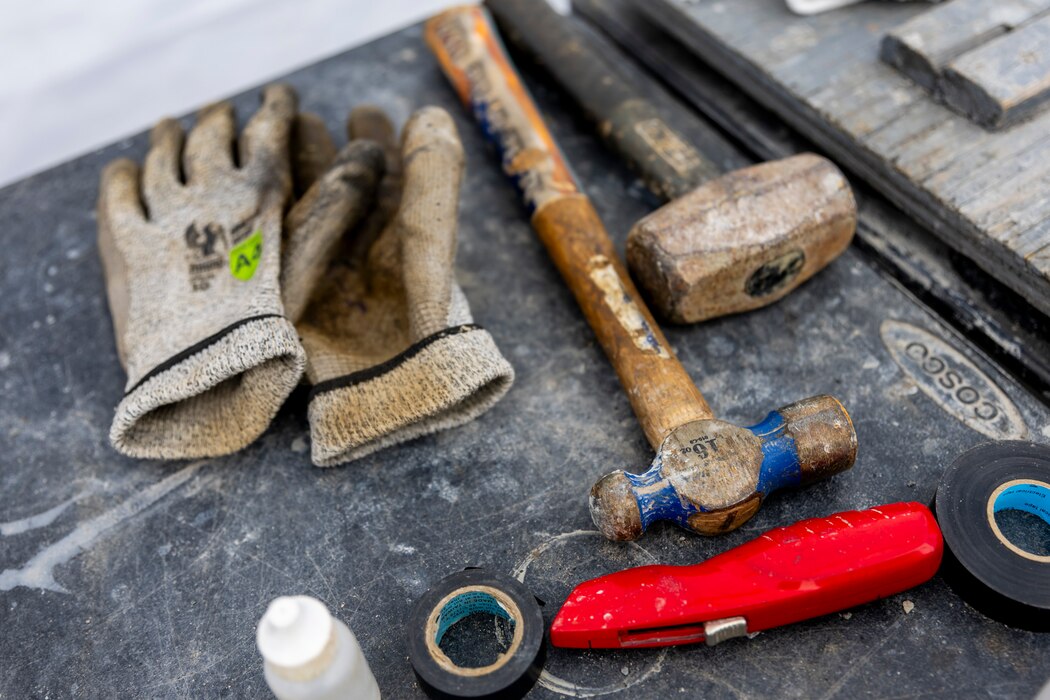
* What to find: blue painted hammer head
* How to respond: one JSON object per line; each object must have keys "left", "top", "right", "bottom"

{"left": 589, "top": 395, "right": 857, "bottom": 539}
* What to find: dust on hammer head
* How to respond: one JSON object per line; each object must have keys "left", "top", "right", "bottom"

{"left": 626, "top": 155, "right": 855, "bottom": 323}
{"left": 591, "top": 395, "right": 857, "bottom": 539}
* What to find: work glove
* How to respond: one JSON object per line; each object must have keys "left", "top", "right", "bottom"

{"left": 282, "top": 105, "right": 515, "bottom": 467}
{"left": 97, "top": 85, "right": 308, "bottom": 459}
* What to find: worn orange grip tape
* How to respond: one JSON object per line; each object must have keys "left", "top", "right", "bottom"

{"left": 425, "top": 6, "right": 713, "bottom": 447}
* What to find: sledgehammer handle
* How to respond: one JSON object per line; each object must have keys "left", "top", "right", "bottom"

{"left": 485, "top": 0, "right": 720, "bottom": 201}
{"left": 426, "top": 6, "right": 713, "bottom": 447}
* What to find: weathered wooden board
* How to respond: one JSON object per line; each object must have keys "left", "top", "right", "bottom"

{"left": 882, "top": 0, "right": 1050, "bottom": 129}
{"left": 942, "top": 14, "right": 1050, "bottom": 129}
{"left": 881, "top": 0, "right": 1050, "bottom": 89}
{"left": 632, "top": 0, "right": 1050, "bottom": 317}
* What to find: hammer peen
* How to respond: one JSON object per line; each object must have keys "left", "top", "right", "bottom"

{"left": 425, "top": 6, "right": 857, "bottom": 539}
{"left": 487, "top": 0, "right": 857, "bottom": 324}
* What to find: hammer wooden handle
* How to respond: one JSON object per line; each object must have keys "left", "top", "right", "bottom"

{"left": 486, "top": 0, "right": 720, "bottom": 201}
{"left": 426, "top": 5, "right": 713, "bottom": 447}
{"left": 533, "top": 198, "right": 714, "bottom": 444}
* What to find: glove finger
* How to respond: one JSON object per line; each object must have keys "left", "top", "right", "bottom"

{"left": 99, "top": 158, "right": 146, "bottom": 226}
{"left": 281, "top": 139, "right": 385, "bottom": 323}
{"left": 238, "top": 83, "right": 298, "bottom": 182}
{"left": 291, "top": 112, "right": 338, "bottom": 198}
{"left": 183, "top": 101, "right": 236, "bottom": 185}
{"left": 348, "top": 106, "right": 402, "bottom": 265}
{"left": 142, "top": 118, "right": 185, "bottom": 220}
{"left": 97, "top": 158, "right": 145, "bottom": 369}
{"left": 348, "top": 106, "right": 396, "bottom": 152}
{"left": 395, "top": 106, "right": 465, "bottom": 340}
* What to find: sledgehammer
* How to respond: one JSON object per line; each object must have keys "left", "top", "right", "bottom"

{"left": 426, "top": 6, "right": 857, "bottom": 539}
{"left": 487, "top": 0, "right": 856, "bottom": 324}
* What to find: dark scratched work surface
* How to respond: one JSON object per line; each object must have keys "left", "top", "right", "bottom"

{"left": 2, "top": 22, "right": 1049, "bottom": 700}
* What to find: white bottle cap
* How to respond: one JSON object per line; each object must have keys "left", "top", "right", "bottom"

{"left": 785, "top": 0, "right": 865, "bottom": 15}
{"left": 257, "top": 595, "right": 334, "bottom": 669}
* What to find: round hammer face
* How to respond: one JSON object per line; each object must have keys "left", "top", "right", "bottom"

{"left": 660, "top": 420, "right": 764, "bottom": 513}
{"left": 589, "top": 471, "right": 644, "bottom": 541}
{"left": 626, "top": 153, "right": 856, "bottom": 324}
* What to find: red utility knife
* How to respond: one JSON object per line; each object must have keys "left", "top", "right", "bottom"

{"left": 551, "top": 502, "right": 943, "bottom": 648}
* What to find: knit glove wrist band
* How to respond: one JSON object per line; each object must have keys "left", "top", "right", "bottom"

{"left": 111, "top": 315, "right": 303, "bottom": 458}
{"left": 307, "top": 322, "right": 512, "bottom": 465}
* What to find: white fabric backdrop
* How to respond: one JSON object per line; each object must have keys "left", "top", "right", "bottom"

{"left": 0, "top": 0, "right": 459, "bottom": 186}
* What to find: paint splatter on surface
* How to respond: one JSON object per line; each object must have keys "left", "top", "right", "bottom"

{"left": 1, "top": 462, "right": 204, "bottom": 593}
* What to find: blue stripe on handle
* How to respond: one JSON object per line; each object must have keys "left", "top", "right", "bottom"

{"left": 625, "top": 452, "right": 698, "bottom": 530}
{"left": 750, "top": 411, "right": 803, "bottom": 497}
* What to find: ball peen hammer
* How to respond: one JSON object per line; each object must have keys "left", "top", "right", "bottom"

{"left": 486, "top": 0, "right": 857, "bottom": 324}
{"left": 425, "top": 6, "right": 857, "bottom": 539}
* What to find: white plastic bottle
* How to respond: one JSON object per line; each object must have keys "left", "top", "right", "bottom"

{"left": 257, "top": 595, "right": 381, "bottom": 700}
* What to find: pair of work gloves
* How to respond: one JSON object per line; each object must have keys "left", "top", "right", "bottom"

{"left": 97, "top": 84, "right": 514, "bottom": 466}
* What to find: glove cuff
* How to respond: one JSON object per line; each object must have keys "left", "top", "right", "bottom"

{"left": 307, "top": 324, "right": 514, "bottom": 467}
{"left": 110, "top": 315, "right": 306, "bottom": 459}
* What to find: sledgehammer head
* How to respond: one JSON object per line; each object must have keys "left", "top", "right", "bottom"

{"left": 590, "top": 395, "right": 858, "bottom": 540}
{"left": 627, "top": 153, "right": 856, "bottom": 324}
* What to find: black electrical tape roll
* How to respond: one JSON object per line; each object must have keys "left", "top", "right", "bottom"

{"left": 408, "top": 569, "right": 546, "bottom": 699}
{"left": 933, "top": 441, "right": 1050, "bottom": 631}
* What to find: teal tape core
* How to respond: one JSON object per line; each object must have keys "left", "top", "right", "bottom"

{"left": 993, "top": 482, "right": 1050, "bottom": 525}
{"left": 435, "top": 591, "right": 515, "bottom": 646}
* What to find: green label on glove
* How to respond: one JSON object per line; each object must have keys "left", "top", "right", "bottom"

{"left": 229, "top": 229, "right": 263, "bottom": 281}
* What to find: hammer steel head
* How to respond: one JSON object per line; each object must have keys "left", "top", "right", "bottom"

{"left": 626, "top": 153, "right": 856, "bottom": 324}
{"left": 589, "top": 395, "right": 858, "bottom": 540}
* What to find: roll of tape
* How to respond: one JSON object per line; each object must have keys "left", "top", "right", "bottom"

{"left": 934, "top": 441, "right": 1050, "bottom": 630}
{"left": 408, "top": 569, "right": 546, "bottom": 699}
